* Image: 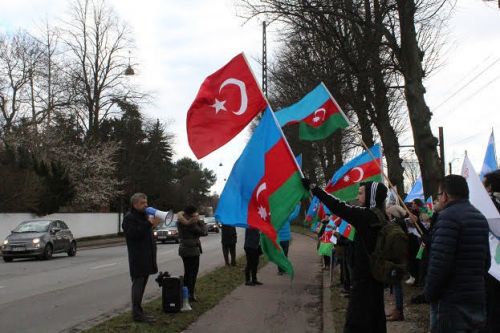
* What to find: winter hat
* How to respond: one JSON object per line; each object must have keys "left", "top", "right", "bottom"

{"left": 362, "top": 181, "right": 388, "bottom": 209}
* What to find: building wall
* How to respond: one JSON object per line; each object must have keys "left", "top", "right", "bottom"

{"left": 0, "top": 213, "right": 122, "bottom": 240}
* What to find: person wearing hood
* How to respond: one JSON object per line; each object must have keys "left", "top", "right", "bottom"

{"left": 122, "top": 193, "right": 161, "bottom": 323}
{"left": 177, "top": 205, "right": 205, "bottom": 302}
{"left": 302, "top": 179, "right": 388, "bottom": 333}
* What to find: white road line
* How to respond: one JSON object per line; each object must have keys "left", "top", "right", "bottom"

{"left": 90, "top": 263, "right": 117, "bottom": 270}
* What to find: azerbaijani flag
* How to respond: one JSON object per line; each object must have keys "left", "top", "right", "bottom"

{"left": 215, "top": 108, "right": 307, "bottom": 276}
{"left": 275, "top": 83, "right": 350, "bottom": 141}
{"left": 324, "top": 144, "right": 383, "bottom": 202}
{"left": 337, "top": 219, "right": 356, "bottom": 241}
{"left": 425, "top": 197, "right": 434, "bottom": 217}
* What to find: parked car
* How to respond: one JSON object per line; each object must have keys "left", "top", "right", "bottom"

{"left": 154, "top": 219, "right": 179, "bottom": 244}
{"left": 204, "top": 217, "right": 220, "bottom": 233}
{"left": 2, "top": 220, "right": 77, "bottom": 262}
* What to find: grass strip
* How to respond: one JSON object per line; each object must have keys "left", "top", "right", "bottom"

{"left": 84, "top": 255, "right": 268, "bottom": 333}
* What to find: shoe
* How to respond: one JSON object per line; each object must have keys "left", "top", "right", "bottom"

{"left": 245, "top": 281, "right": 255, "bottom": 286}
{"left": 405, "top": 276, "right": 415, "bottom": 285}
{"left": 253, "top": 280, "right": 263, "bottom": 285}
{"left": 386, "top": 310, "right": 404, "bottom": 321}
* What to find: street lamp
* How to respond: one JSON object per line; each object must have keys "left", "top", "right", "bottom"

{"left": 124, "top": 51, "right": 134, "bottom": 76}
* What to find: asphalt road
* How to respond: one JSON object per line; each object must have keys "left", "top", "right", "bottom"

{"left": 0, "top": 229, "right": 245, "bottom": 333}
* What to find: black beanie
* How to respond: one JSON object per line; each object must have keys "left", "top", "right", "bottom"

{"left": 362, "top": 181, "right": 388, "bottom": 208}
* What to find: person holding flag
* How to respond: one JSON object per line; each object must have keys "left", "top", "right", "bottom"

{"left": 302, "top": 178, "right": 389, "bottom": 333}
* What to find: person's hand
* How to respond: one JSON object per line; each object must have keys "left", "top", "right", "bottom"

{"left": 149, "top": 216, "right": 162, "bottom": 227}
{"left": 408, "top": 213, "right": 418, "bottom": 224}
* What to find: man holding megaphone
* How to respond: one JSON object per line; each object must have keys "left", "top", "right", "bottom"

{"left": 122, "top": 193, "right": 162, "bottom": 323}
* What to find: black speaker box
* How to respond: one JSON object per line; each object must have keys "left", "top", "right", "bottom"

{"left": 161, "top": 276, "right": 183, "bottom": 313}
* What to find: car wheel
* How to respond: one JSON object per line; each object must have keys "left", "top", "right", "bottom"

{"left": 161, "top": 240, "right": 166, "bottom": 244}
{"left": 3, "top": 256, "right": 13, "bottom": 262}
{"left": 67, "top": 241, "right": 77, "bottom": 257}
{"left": 42, "top": 243, "right": 53, "bottom": 260}
{"left": 175, "top": 239, "right": 180, "bottom": 244}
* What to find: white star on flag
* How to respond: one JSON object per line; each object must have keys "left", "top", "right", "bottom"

{"left": 343, "top": 175, "right": 350, "bottom": 182}
{"left": 258, "top": 206, "right": 267, "bottom": 220}
{"left": 312, "top": 116, "right": 321, "bottom": 123}
{"left": 211, "top": 98, "right": 227, "bottom": 114}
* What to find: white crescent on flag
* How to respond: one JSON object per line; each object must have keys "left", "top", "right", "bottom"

{"left": 219, "top": 78, "right": 248, "bottom": 116}
{"left": 256, "top": 182, "right": 267, "bottom": 201}
{"left": 312, "top": 108, "right": 326, "bottom": 123}
{"left": 351, "top": 167, "right": 365, "bottom": 183}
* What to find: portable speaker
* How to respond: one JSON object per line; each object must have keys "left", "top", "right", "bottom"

{"left": 161, "top": 276, "right": 183, "bottom": 313}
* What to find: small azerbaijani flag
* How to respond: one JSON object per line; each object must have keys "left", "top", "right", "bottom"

{"left": 324, "top": 144, "right": 383, "bottom": 202}
{"left": 416, "top": 242, "right": 426, "bottom": 260}
{"left": 425, "top": 197, "right": 434, "bottom": 217}
{"left": 274, "top": 83, "right": 350, "bottom": 141}
{"left": 337, "top": 219, "right": 356, "bottom": 241}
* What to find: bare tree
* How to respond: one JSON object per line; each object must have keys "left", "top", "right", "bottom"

{"left": 62, "top": 0, "right": 141, "bottom": 140}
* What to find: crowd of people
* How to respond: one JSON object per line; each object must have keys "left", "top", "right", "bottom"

{"left": 307, "top": 170, "right": 500, "bottom": 333}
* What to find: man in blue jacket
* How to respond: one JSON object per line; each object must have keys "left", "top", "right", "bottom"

{"left": 425, "top": 175, "right": 491, "bottom": 333}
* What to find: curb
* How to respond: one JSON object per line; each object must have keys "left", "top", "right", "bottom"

{"left": 323, "top": 269, "right": 336, "bottom": 333}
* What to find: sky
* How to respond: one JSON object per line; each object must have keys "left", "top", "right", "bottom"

{"left": 1, "top": 0, "right": 499, "bottom": 194}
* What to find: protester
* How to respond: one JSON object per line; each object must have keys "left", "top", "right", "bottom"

{"left": 385, "top": 198, "right": 409, "bottom": 322}
{"left": 480, "top": 170, "right": 500, "bottom": 333}
{"left": 122, "top": 193, "right": 160, "bottom": 323}
{"left": 277, "top": 218, "right": 291, "bottom": 275}
{"left": 221, "top": 224, "right": 237, "bottom": 266}
{"left": 244, "top": 227, "right": 262, "bottom": 286}
{"left": 177, "top": 205, "right": 205, "bottom": 302}
{"left": 406, "top": 198, "right": 424, "bottom": 285}
{"left": 303, "top": 178, "right": 388, "bottom": 333}
{"left": 425, "top": 175, "right": 490, "bottom": 333}
{"left": 317, "top": 217, "right": 332, "bottom": 270}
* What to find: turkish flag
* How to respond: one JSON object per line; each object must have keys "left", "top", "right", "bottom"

{"left": 186, "top": 53, "right": 268, "bottom": 159}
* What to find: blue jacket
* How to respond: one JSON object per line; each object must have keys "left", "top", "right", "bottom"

{"left": 425, "top": 199, "right": 490, "bottom": 331}
{"left": 278, "top": 220, "right": 291, "bottom": 242}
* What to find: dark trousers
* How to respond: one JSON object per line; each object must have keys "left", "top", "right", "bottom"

{"left": 245, "top": 248, "right": 260, "bottom": 282}
{"left": 278, "top": 240, "right": 290, "bottom": 273}
{"left": 131, "top": 275, "right": 149, "bottom": 319}
{"left": 182, "top": 255, "right": 200, "bottom": 298}
{"left": 222, "top": 243, "right": 236, "bottom": 266}
{"left": 340, "top": 257, "right": 352, "bottom": 292}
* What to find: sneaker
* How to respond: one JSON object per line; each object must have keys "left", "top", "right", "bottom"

{"left": 405, "top": 276, "right": 415, "bottom": 285}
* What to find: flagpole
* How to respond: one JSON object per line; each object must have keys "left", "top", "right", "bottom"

{"left": 241, "top": 53, "right": 304, "bottom": 177}
{"left": 359, "top": 139, "right": 425, "bottom": 236}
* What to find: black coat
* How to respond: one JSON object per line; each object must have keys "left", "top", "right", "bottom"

{"left": 221, "top": 225, "right": 237, "bottom": 245}
{"left": 122, "top": 208, "right": 158, "bottom": 278}
{"left": 313, "top": 188, "right": 386, "bottom": 333}
{"left": 244, "top": 228, "right": 260, "bottom": 250}
{"left": 425, "top": 199, "right": 490, "bottom": 331}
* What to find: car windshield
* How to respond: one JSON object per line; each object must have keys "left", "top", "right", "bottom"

{"left": 204, "top": 217, "right": 216, "bottom": 224}
{"left": 13, "top": 220, "right": 51, "bottom": 233}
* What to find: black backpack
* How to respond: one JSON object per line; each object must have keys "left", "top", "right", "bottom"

{"left": 367, "top": 208, "right": 409, "bottom": 285}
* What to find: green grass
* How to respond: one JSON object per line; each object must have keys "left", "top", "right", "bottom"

{"left": 84, "top": 255, "right": 268, "bottom": 333}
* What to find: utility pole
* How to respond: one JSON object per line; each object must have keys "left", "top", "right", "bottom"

{"left": 262, "top": 21, "right": 268, "bottom": 98}
{"left": 438, "top": 126, "right": 445, "bottom": 178}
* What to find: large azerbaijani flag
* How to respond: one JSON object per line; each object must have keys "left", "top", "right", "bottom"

{"left": 275, "top": 83, "right": 350, "bottom": 141}
{"left": 324, "top": 144, "right": 383, "bottom": 201}
{"left": 215, "top": 108, "right": 307, "bottom": 276}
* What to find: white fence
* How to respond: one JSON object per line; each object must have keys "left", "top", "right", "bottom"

{"left": 0, "top": 213, "right": 122, "bottom": 240}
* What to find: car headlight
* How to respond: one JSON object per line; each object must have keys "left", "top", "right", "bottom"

{"left": 154, "top": 231, "right": 158, "bottom": 236}
{"left": 3, "top": 239, "right": 8, "bottom": 245}
{"left": 33, "top": 238, "right": 41, "bottom": 244}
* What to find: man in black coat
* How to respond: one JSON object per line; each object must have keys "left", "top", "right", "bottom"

{"left": 122, "top": 193, "right": 160, "bottom": 323}
{"left": 221, "top": 224, "right": 237, "bottom": 266}
{"left": 304, "top": 179, "right": 388, "bottom": 333}
{"left": 425, "top": 175, "right": 490, "bottom": 333}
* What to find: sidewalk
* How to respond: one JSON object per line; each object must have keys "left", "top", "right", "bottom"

{"left": 184, "top": 232, "right": 324, "bottom": 333}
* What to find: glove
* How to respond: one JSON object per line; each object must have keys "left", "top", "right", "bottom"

{"left": 301, "top": 177, "right": 312, "bottom": 190}
{"left": 145, "top": 207, "right": 157, "bottom": 215}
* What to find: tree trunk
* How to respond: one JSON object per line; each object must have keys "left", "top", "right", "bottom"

{"left": 397, "top": 0, "right": 442, "bottom": 197}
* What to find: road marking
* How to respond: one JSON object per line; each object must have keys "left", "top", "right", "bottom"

{"left": 90, "top": 263, "right": 117, "bottom": 270}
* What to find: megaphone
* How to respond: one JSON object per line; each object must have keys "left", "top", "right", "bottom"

{"left": 145, "top": 207, "right": 173, "bottom": 223}
{"left": 180, "top": 286, "right": 192, "bottom": 312}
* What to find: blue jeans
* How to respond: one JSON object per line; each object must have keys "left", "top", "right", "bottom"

{"left": 393, "top": 282, "right": 403, "bottom": 311}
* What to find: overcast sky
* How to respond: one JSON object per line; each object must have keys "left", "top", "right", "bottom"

{"left": 1, "top": 0, "right": 499, "bottom": 194}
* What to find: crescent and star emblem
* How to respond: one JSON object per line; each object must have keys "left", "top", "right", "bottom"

{"left": 312, "top": 108, "right": 326, "bottom": 123}
{"left": 211, "top": 78, "right": 248, "bottom": 116}
{"left": 351, "top": 167, "right": 365, "bottom": 183}
{"left": 256, "top": 182, "right": 268, "bottom": 221}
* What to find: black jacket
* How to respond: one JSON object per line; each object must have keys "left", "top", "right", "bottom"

{"left": 122, "top": 208, "right": 158, "bottom": 278}
{"left": 221, "top": 225, "right": 237, "bottom": 245}
{"left": 425, "top": 199, "right": 490, "bottom": 329}
{"left": 177, "top": 211, "right": 204, "bottom": 258}
{"left": 313, "top": 188, "right": 383, "bottom": 281}
{"left": 244, "top": 228, "right": 260, "bottom": 250}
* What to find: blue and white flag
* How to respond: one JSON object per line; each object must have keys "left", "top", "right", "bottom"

{"left": 480, "top": 130, "right": 498, "bottom": 180}
{"left": 404, "top": 177, "right": 424, "bottom": 203}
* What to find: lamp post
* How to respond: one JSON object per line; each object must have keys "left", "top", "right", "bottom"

{"left": 124, "top": 51, "right": 135, "bottom": 76}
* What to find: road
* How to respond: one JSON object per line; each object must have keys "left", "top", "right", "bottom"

{"left": 0, "top": 229, "right": 245, "bottom": 333}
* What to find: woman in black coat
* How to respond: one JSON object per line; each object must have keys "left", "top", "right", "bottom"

{"left": 304, "top": 179, "right": 388, "bottom": 333}
{"left": 221, "top": 224, "right": 237, "bottom": 266}
{"left": 177, "top": 205, "right": 205, "bottom": 302}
